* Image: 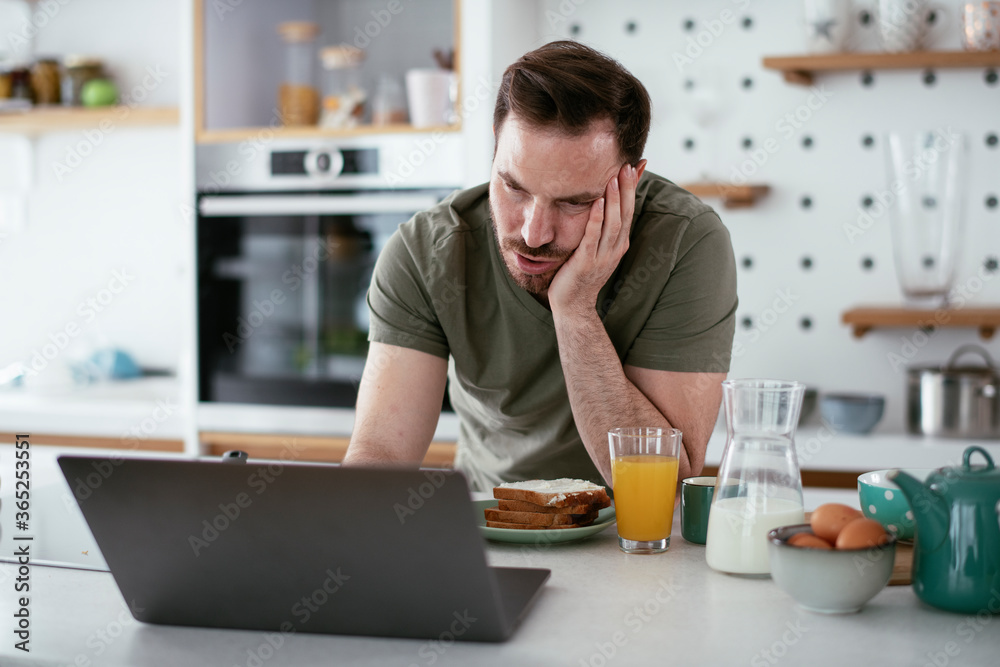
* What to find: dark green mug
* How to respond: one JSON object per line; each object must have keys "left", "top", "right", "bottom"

{"left": 680, "top": 476, "right": 716, "bottom": 545}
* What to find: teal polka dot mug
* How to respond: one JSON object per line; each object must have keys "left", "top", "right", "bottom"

{"left": 857, "top": 468, "right": 935, "bottom": 541}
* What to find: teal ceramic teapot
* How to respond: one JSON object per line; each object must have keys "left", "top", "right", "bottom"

{"left": 888, "top": 446, "right": 1000, "bottom": 614}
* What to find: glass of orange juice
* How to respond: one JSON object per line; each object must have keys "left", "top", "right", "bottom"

{"left": 609, "top": 427, "right": 683, "bottom": 554}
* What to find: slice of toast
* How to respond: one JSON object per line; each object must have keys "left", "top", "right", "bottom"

{"left": 486, "top": 517, "right": 596, "bottom": 530}
{"left": 498, "top": 498, "right": 610, "bottom": 514}
{"left": 484, "top": 507, "right": 599, "bottom": 526}
{"left": 493, "top": 478, "right": 610, "bottom": 508}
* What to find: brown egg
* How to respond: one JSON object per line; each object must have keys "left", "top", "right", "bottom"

{"left": 835, "top": 518, "right": 890, "bottom": 550}
{"left": 810, "top": 503, "right": 864, "bottom": 543}
{"left": 787, "top": 532, "right": 834, "bottom": 549}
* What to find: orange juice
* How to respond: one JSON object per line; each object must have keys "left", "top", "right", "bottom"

{"left": 611, "top": 454, "right": 679, "bottom": 541}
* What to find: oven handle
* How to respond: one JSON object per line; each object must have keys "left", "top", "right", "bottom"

{"left": 199, "top": 194, "right": 441, "bottom": 217}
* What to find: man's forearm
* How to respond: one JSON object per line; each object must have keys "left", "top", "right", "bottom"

{"left": 343, "top": 406, "right": 437, "bottom": 468}
{"left": 341, "top": 343, "right": 447, "bottom": 468}
{"left": 552, "top": 309, "right": 693, "bottom": 485}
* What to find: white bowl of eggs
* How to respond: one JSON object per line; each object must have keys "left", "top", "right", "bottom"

{"left": 767, "top": 504, "right": 896, "bottom": 614}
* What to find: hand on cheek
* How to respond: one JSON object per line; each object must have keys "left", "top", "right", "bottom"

{"left": 547, "top": 163, "right": 640, "bottom": 314}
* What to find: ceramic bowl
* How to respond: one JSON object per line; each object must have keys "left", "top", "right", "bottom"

{"left": 819, "top": 393, "right": 885, "bottom": 434}
{"left": 767, "top": 524, "right": 896, "bottom": 614}
{"left": 857, "top": 468, "right": 934, "bottom": 541}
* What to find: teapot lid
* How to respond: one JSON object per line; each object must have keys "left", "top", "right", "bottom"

{"left": 930, "top": 446, "right": 999, "bottom": 487}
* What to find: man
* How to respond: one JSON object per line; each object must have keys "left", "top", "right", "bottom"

{"left": 344, "top": 41, "right": 737, "bottom": 491}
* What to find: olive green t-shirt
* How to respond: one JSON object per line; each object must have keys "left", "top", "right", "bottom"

{"left": 367, "top": 172, "right": 738, "bottom": 492}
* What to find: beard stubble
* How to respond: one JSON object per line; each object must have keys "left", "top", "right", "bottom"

{"left": 488, "top": 200, "right": 574, "bottom": 297}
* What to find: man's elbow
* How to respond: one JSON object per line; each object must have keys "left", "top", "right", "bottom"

{"left": 687, "top": 457, "right": 706, "bottom": 477}
{"left": 683, "top": 436, "right": 709, "bottom": 476}
{"left": 343, "top": 441, "right": 388, "bottom": 467}
{"left": 343, "top": 440, "right": 422, "bottom": 468}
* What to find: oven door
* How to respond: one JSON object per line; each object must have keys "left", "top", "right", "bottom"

{"left": 197, "top": 191, "right": 445, "bottom": 408}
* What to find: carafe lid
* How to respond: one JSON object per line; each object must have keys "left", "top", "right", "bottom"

{"left": 63, "top": 55, "right": 104, "bottom": 69}
{"left": 320, "top": 45, "right": 364, "bottom": 69}
{"left": 278, "top": 21, "right": 320, "bottom": 43}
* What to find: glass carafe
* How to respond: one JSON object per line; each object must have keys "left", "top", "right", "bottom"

{"left": 885, "top": 130, "right": 967, "bottom": 307}
{"left": 706, "top": 379, "right": 806, "bottom": 576}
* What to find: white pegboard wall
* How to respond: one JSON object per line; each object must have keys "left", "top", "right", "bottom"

{"left": 533, "top": 0, "right": 1000, "bottom": 435}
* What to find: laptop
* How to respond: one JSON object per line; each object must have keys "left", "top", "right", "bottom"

{"left": 57, "top": 455, "right": 550, "bottom": 642}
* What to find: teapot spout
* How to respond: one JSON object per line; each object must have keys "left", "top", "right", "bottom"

{"left": 887, "top": 469, "right": 949, "bottom": 552}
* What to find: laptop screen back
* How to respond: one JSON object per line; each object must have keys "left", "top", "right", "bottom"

{"left": 58, "top": 457, "right": 516, "bottom": 641}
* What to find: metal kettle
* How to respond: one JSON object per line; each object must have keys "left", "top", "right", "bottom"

{"left": 888, "top": 446, "right": 1000, "bottom": 614}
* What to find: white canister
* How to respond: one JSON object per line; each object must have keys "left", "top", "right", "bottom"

{"left": 874, "top": 0, "right": 946, "bottom": 52}
{"left": 803, "top": 0, "right": 855, "bottom": 53}
{"left": 405, "top": 69, "right": 456, "bottom": 128}
{"left": 961, "top": 2, "right": 1000, "bottom": 51}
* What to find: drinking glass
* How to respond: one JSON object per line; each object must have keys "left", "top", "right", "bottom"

{"left": 609, "top": 427, "right": 683, "bottom": 554}
{"left": 885, "top": 130, "right": 967, "bottom": 307}
{"left": 706, "top": 380, "right": 806, "bottom": 576}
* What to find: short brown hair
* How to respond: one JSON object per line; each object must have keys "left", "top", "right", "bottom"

{"left": 493, "top": 40, "right": 651, "bottom": 166}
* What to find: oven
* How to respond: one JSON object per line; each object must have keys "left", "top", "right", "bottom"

{"left": 195, "top": 136, "right": 463, "bottom": 420}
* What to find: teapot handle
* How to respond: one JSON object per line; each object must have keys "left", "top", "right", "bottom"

{"left": 962, "top": 446, "right": 995, "bottom": 472}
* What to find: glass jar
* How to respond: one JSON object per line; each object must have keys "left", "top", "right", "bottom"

{"left": 372, "top": 75, "right": 407, "bottom": 126}
{"left": 319, "top": 45, "right": 365, "bottom": 129}
{"left": 277, "top": 21, "right": 320, "bottom": 126}
{"left": 30, "top": 58, "right": 61, "bottom": 105}
{"left": 63, "top": 56, "right": 104, "bottom": 106}
{"left": 0, "top": 66, "right": 12, "bottom": 99}
{"left": 9, "top": 67, "right": 33, "bottom": 102}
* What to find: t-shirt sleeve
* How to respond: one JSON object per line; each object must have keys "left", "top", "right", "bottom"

{"left": 367, "top": 227, "right": 451, "bottom": 359}
{"left": 625, "top": 211, "right": 738, "bottom": 373}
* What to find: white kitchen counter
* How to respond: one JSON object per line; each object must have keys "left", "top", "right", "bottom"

{"left": 0, "top": 377, "right": 187, "bottom": 440}
{"left": 0, "top": 377, "right": 466, "bottom": 446}
{"left": 705, "top": 426, "right": 1000, "bottom": 472}
{"left": 1, "top": 496, "right": 996, "bottom": 667}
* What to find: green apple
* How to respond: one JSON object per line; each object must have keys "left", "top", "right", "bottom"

{"left": 81, "top": 78, "right": 118, "bottom": 107}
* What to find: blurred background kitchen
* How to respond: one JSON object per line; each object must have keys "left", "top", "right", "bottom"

{"left": 0, "top": 0, "right": 997, "bottom": 467}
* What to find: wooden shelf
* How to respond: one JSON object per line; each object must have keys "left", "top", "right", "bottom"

{"left": 681, "top": 182, "right": 770, "bottom": 209}
{"left": 842, "top": 305, "right": 1000, "bottom": 340}
{"left": 0, "top": 106, "right": 179, "bottom": 134}
{"left": 195, "top": 122, "right": 460, "bottom": 145}
{"left": 762, "top": 50, "right": 1000, "bottom": 85}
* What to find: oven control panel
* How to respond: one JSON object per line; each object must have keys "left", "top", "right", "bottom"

{"left": 197, "top": 136, "right": 461, "bottom": 191}
{"left": 270, "top": 148, "right": 378, "bottom": 177}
